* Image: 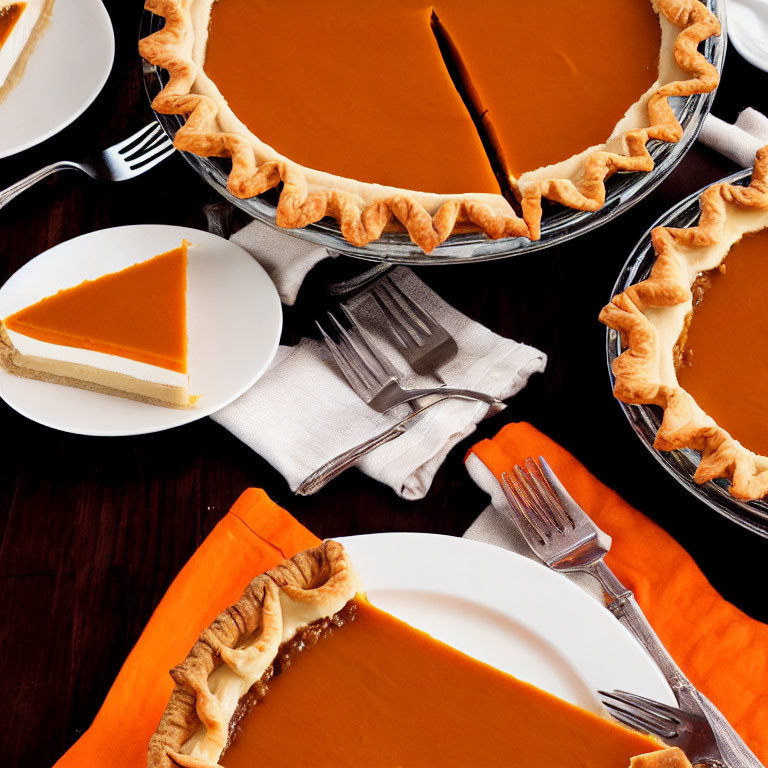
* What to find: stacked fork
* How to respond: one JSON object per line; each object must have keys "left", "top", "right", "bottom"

{"left": 212, "top": 267, "right": 546, "bottom": 498}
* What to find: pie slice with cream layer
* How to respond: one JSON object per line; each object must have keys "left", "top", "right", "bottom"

{"left": 140, "top": 0, "right": 720, "bottom": 251}
{"left": 148, "top": 541, "right": 693, "bottom": 768}
{"left": 600, "top": 147, "right": 768, "bottom": 500}
{"left": 0, "top": 242, "right": 193, "bottom": 408}
{"left": 0, "top": 0, "right": 54, "bottom": 101}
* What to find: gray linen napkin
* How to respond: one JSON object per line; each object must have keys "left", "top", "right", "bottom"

{"left": 212, "top": 268, "right": 546, "bottom": 499}
{"left": 698, "top": 108, "right": 768, "bottom": 168}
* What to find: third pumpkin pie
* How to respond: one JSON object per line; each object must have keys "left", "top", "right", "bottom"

{"left": 140, "top": 0, "right": 720, "bottom": 252}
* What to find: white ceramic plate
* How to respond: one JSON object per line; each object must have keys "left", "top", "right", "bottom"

{"left": 0, "top": 224, "right": 282, "bottom": 436}
{"left": 0, "top": 0, "right": 114, "bottom": 158}
{"left": 336, "top": 533, "right": 674, "bottom": 715}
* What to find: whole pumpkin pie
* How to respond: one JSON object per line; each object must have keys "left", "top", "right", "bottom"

{"left": 0, "top": 242, "right": 193, "bottom": 408}
{"left": 139, "top": 0, "right": 720, "bottom": 253}
{"left": 148, "top": 540, "right": 693, "bottom": 768}
{"left": 600, "top": 146, "right": 768, "bottom": 500}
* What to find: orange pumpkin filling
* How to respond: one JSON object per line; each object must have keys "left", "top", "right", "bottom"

{"left": 677, "top": 228, "right": 768, "bottom": 457}
{"left": 0, "top": 3, "right": 25, "bottom": 48}
{"left": 204, "top": 0, "right": 661, "bottom": 192}
{"left": 220, "top": 599, "right": 662, "bottom": 768}
{"left": 4, "top": 242, "right": 189, "bottom": 373}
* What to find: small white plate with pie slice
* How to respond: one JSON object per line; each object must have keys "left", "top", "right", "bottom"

{"left": 0, "top": 0, "right": 114, "bottom": 158}
{"left": 0, "top": 224, "right": 283, "bottom": 436}
{"left": 337, "top": 532, "right": 675, "bottom": 715}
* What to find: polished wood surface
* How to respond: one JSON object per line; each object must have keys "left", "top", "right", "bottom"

{"left": 1, "top": 4, "right": 766, "bottom": 766}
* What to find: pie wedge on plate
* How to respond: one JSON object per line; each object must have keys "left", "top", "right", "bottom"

{"left": 148, "top": 541, "right": 693, "bottom": 768}
{"left": 0, "top": 241, "right": 193, "bottom": 409}
{"left": 0, "top": 0, "right": 54, "bottom": 101}
{"left": 139, "top": 0, "right": 720, "bottom": 253}
{"left": 601, "top": 147, "right": 768, "bottom": 500}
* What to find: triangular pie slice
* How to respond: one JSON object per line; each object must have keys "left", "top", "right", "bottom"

{"left": 0, "top": 0, "right": 54, "bottom": 101}
{"left": 0, "top": 241, "right": 193, "bottom": 409}
{"left": 148, "top": 541, "right": 693, "bottom": 768}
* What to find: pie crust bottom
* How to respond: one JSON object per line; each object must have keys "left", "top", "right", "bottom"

{"left": 0, "top": 324, "right": 193, "bottom": 409}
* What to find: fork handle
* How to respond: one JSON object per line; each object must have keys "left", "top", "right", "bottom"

{"left": 0, "top": 161, "right": 80, "bottom": 210}
{"left": 295, "top": 396, "right": 455, "bottom": 495}
{"left": 295, "top": 422, "right": 407, "bottom": 495}
{"left": 390, "top": 387, "right": 502, "bottom": 409}
{"left": 588, "top": 562, "right": 763, "bottom": 768}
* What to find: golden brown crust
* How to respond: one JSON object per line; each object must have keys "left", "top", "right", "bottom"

{"left": 599, "top": 147, "right": 768, "bottom": 500}
{"left": 147, "top": 541, "right": 361, "bottom": 768}
{"left": 631, "top": 747, "right": 693, "bottom": 767}
{"left": 0, "top": 0, "right": 55, "bottom": 103}
{"left": 139, "top": 0, "right": 720, "bottom": 252}
{"left": 522, "top": 0, "right": 721, "bottom": 239}
{"left": 0, "top": 322, "right": 193, "bottom": 409}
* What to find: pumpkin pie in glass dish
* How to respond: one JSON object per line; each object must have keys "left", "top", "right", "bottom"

{"left": 602, "top": 147, "right": 768, "bottom": 505}
{"left": 148, "top": 540, "right": 695, "bottom": 768}
{"left": 139, "top": 0, "right": 721, "bottom": 255}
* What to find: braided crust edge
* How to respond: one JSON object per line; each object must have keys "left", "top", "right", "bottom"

{"left": 138, "top": 0, "right": 719, "bottom": 252}
{"left": 147, "top": 541, "right": 361, "bottom": 768}
{"left": 599, "top": 147, "right": 768, "bottom": 500}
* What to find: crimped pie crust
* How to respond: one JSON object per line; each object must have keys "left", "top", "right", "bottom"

{"left": 139, "top": 0, "right": 720, "bottom": 252}
{"left": 148, "top": 541, "right": 362, "bottom": 768}
{"left": 600, "top": 147, "right": 768, "bottom": 500}
{"left": 149, "top": 541, "right": 693, "bottom": 768}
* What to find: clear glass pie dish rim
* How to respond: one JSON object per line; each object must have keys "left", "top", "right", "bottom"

{"left": 605, "top": 167, "right": 768, "bottom": 539}
{"left": 139, "top": 0, "right": 727, "bottom": 265}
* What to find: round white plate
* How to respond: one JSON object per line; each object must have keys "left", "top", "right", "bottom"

{"left": 336, "top": 533, "right": 675, "bottom": 716}
{"left": 0, "top": 0, "right": 114, "bottom": 158}
{"left": 0, "top": 224, "right": 282, "bottom": 436}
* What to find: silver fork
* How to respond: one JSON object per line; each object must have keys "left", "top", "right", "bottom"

{"left": 499, "top": 457, "right": 762, "bottom": 768}
{"left": 368, "top": 274, "right": 458, "bottom": 377}
{"left": 0, "top": 123, "right": 175, "bottom": 210}
{"left": 600, "top": 690, "right": 731, "bottom": 768}
{"left": 295, "top": 310, "right": 501, "bottom": 495}
{"left": 316, "top": 307, "right": 500, "bottom": 412}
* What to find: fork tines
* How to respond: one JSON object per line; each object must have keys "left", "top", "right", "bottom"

{"left": 598, "top": 690, "right": 681, "bottom": 740}
{"left": 501, "top": 457, "right": 573, "bottom": 541}
{"left": 316, "top": 308, "right": 396, "bottom": 398}
{"left": 371, "top": 275, "right": 437, "bottom": 347}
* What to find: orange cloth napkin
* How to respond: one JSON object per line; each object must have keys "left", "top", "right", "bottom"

{"left": 467, "top": 422, "right": 768, "bottom": 762}
{"left": 54, "top": 489, "right": 320, "bottom": 768}
{"left": 55, "top": 424, "right": 767, "bottom": 766}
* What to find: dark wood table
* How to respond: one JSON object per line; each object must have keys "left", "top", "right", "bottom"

{"left": 2, "top": 4, "right": 767, "bottom": 766}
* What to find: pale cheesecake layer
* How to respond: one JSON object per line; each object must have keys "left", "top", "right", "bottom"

{"left": 0, "top": 0, "right": 54, "bottom": 97}
{"left": 0, "top": 323, "right": 191, "bottom": 408}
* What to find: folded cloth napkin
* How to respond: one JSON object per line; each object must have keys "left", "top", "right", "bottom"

{"left": 464, "top": 421, "right": 768, "bottom": 762}
{"left": 727, "top": 0, "right": 768, "bottom": 72}
{"left": 698, "top": 108, "right": 768, "bottom": 168}
{"left": 211, "top": 267, "right": 546, "bottom": 499}
{"left": 230, "top": 220, "right": 333, "bottom": 306}
{"left": 54, "top": 489, "right": 321, "bottom": 768}
{"left": 55, "top": 474, "right": 768, "bottom": 767}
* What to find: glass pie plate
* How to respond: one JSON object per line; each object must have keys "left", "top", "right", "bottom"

{"left": 139, "top": 2, "right": 726, "bottom": 265}
{"left": 606, "top": 167, "right": 768, "bottom": 539}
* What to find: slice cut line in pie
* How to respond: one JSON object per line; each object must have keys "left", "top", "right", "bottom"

{"left": 0, "top": 241, "right": 194, "bottom": 409}
{"left": 600, "top": 146, "right": 768, "bottom": 500}
{"left": 0, "top": 0, "right": 54, "bottom": 101}
{"left": 139, "top": 0, "right": 720, "bottom": 252}
{"left": 148, "top": 541, "right": 694, "bottom": 768}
